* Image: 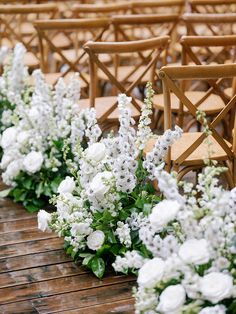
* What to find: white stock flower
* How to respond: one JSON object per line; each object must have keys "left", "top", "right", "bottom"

{"left": 23, "top": 151, "right": 44, "bottom": 173}
{"left": 199, "top": 305, "right": 227, "bottom": 314}
{"left": 85, "top": 142, "right": 107, "bottom": 162}
{"left": 58, "top": 177, "right": 75, "bottom": 194}
{"left": 87, "top": 230, "right": 105, "bottom": 251}
{"left": 17, "top": 131, "right": 30, "bottom": 145}
{"left": 157, "top": 284, "right": 186, "bottom": 314}
{"left": 178, "top": 239, "right": 210, "bottom": 265}
{"left": 71, "top": 222, "right": 92, "bottom": 236}
{"left": 199, "top": 272, "right": 233, "bottom": 303}
{"left": 149, "top": 200, "right": 181, "bottom": 230}
{"left": 1, "top": 126, "right": 18, "bottom": 149}
{"left": 88, "top": 171, "right": 113, "bottom": 198}
{"left": 38, "top": 209, "right": 51, "bottom": 232}
{"left": 137, "top": 258, "right": 165, "bottom": 288}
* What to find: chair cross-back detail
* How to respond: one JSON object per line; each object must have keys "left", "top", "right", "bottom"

{"left": 154, "top": 64, "right": 236, "bottom": 186}
{"left": 34, "top": 18, "right": 111, "bottom": 88}
{"left": 188, "top": 0, "right": 236, "bottom": 14}
{"left": 82, "top": 36, "right": 170, "bottom": 124}
{"left": 131, "top": 0, "right": 185, "bottom": 15}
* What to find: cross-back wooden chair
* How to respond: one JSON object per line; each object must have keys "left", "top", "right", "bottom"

{"left": 78, "top": 36, "right": 170, "bottom": 128}
{"left": 34, "top": 18, "right": 111, "bottom": 90}
{"left": 131, "top": 0, "right": 185, "bottom": 15}
{"left": 146, "top": 64, "right": 236, "bottom": 187}
{"left": 188, "top": 0, "right": 236, "bottom": 13}
{"left": 0, "top": 3, "right": 58, "bottom": 69}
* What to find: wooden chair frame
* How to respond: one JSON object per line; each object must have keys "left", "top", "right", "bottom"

{"left": 188, "top": 0, "right": 236, "bottom": 13}
{"left": 34, "top": 18, "right": 111, "bottom": 88}
{"left": 159, "top": 63, "right": 236, "bottom": 185}
{"left": 131, "top": 0, "right": 185, "bottom": 14}
{"left": 72, "top": 2, "right": 132, "bottom": 17}
{"left": 0, "top": 4, "right": 58, "bottom": 54}
{"left": 83, "top": 36, "right": 170, "bottom": 123}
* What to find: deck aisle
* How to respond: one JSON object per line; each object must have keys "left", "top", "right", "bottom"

{"left": 0, "top": 198, "right": 135, "bottom": 314}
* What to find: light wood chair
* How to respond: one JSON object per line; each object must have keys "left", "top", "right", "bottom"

{"left": 131, "top": 0, "right": 185, "bottom": 15}
{"left": 34, "top": 18, "right": 111, "bottom": 90}
{"left": 146, "top": 63, "right": 236, "bottom": 187}
{"left": 79, "top": 36, "right": 170, "bottom": 128}
{"left": 188, "top": 0, "right": 236, "bottom": 13}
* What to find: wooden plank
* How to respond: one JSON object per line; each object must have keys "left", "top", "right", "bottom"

{"left": 0, "top": 262, "right": 88, "bottom": 288}
{"left": 0, "top": 250, "right": 71, "bottom": 273}
{"left": 0, "top": 203, "right": 37, "bottom": 222}
{"left": 0, "top": 237, "right": 63, "bottom": 259}
{"left": 57, "top": 298, "right": 135, "bottom": 313}
{"left": 0, "top": 229, "right": 57, "bottom": 246}
{"left": 0, "top": 217, "right": 38, "bottom": 233}
{"left": 0, "top": 273, "right": 134, "bottom": 305}
{"left": 0, "top": 301, "right": 37, "bottom": 314}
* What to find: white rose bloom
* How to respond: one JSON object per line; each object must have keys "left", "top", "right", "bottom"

{"left": 157, "top": 284, "right": 186, "bottom": 314}
{"left": 199, "top": 272, "right": 233, "bottom": 303}
{"left": 89, "top": 171, "right": 113, "bottom": 198}
{"left": 86, "top": 142, "right": 107, "bottom": 162}
{"left": 38, "top": 209, "right": 51, "bottom": 232}
{"left": 5, "top": 159, "right": 23, "bottom": 179}
{"left": 149, "top": 200, "right": 181, "bottom": 230}
{"left": 1, "top": 126, "right": 18, "bottom": 149}
{"left": 199, "top": 305, "right": 226, "bottom": 314}
{"left": 23, "top": 151, "right": 44, "bottom": 174}
{"left": 71, "top": 222, "right": 92, "bottom": 236}
{"left": 179, "top": 239, "right": 210, "bottom": 265}
{"left": 87, "top": 230, "right": 105, "bottom": 251}
{"left": 17, "top": 131, "right": 30, "bottom": 145}
{"left": 57, "top": 177, "right": 75, "bottom": 194}
{"left": 1, "top": 150, "right": 18, "bottom": 169}
{"left": 137, "top": 258, "right": 165, "bottom": 288}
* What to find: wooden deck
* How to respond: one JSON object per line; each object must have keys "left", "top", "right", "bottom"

{"left": 0, "top": 198, "right": 135, "bottom": 314}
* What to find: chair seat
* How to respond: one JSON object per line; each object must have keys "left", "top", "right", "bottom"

{"left": 53, "top": 49, "right": 112, "bottom": 64}
{"left": 154, "top": 91, "right": 225, "bottom": 115}
{"left": 77, "top": 96, "right": 141, "bottom": 121}
{"left": 224, "top": 87, "right": 233, "bottom": 97}
{"left": 24, "top": 52, "right": 39, "bottom": 68}
{"left": 145, "top": 132, "right": 232, "bottom": 166}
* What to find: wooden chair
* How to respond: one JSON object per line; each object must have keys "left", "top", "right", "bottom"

{"left": 188, "top": 0, "right": 236, "bottom": 13}
{"left": 34, "top": 18, "right": 111, "bottom": 89}
{"left": 78, "top": 36, "right": 170, "bottom": 127}
{"left": 146, "top": 63, "right": 236, "bottom": 187}
{"left": 131, "top": 0, "right": 185, "bottom": 15}
{"left": 0, "top": 3, "right": 59, "bottom": 69}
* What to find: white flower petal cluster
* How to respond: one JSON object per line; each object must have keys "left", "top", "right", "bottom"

{"left": 112, "top": 250, "right": 147, "bottom": 273}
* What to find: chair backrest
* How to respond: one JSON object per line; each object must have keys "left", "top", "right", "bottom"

{"left": 182, "top": 13, "right": 236, "bottom": 36}
{"left": 131, "top": 0, "right": 185, "bottom": 15}
{"left": 72, "top": 3, "right": 131, "bottom": 18}
{"left": 34, "top": 18, "right": 111, "bottom": 88}
{"left": 158, "top": 63, "right": 236, "bottom": 167}
{"left": 188, "top": 0, "right": 236, "bottom": 13}
{"left": 0, "top": 3, "right": 58, "bottom": 51}
{"left": 83, "top": 36, "right": 170, "bottom": 122}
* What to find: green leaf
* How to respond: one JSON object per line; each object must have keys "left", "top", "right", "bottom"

{"left": 12, "top": 188, "right": 27, "bottom": 202}
{"left": 143, "top": 203, "right": 153, "bottom": 215}
{"left": 51, "top": 176, "right": 62, "bottom": 193}
{"left": 82, "top": 254, "right": 95, "bottom": 266}
{"left": 107, "top": 231, "right": 117, "bottom": 244}
{"left": 24, "top": 203, "right": 40, "bottom": 213}
{"left": 91, "top": 256, "right": 105, "bottom": 279}
{"left": 36, "top": 182, "right": 44, "bottom": 198}
{"left": 22, "top": 177, "right": 33, "bottom": 190}
{"left": 0, "top": 188, "right": 12, "bottom": 198}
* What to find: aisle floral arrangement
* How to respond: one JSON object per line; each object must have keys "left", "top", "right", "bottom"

{"left": 134, "top": 167, "right": 236, "bottom": 314}
{"left": 38, "top": 83, "right": 182, "bottom": 278}
{"left": 0, "top": 44, "right": 99, "bottom": 212}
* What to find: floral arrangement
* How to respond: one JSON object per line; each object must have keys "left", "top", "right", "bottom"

{"left": 133, "top": 167, "right": 236, "bottom": 314}
{"left": 0, "top": 59, "right": 99, "bottom": 212}
{"left": 38, "top": 83, "right": 182, "bottom": 278}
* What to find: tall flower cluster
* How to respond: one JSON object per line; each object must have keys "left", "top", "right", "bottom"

{"left": 38, "top": 90, "right": 182, "bottom": 278}
{"left": 134, "top": 167, "right": 236, "bottom": 314}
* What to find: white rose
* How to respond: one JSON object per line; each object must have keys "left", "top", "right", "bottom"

{"left": 149, "top": 200, "right": 181, "bottom": 230}
{"left": 57, "top": 177, "right": 75, "bottom": 194}
{"left": 38, "top": 209, "right": 51, "bottom": 232}
{"left": 199, "top": 272, "right": 233, "bottom": 303}
{"left": 87, "top": 230, "right": 105, "bottom": 250}
{"left": 137, "top": 258, "right": 165, "bottom": 288}
{"left": 157, "top": 284, "right": 186, "bottom": 314}
{"left": 179, "top": 239, "right": 210, "bottom": 265}
{"left": 199, "top": 305, "right": 226, "bottom": 314}
{"left": 23, "top": 151, "right": 44, "bottom": 173}
{"left": 89, "top": 171, "right": 113, "bottom": 198}
{"left": 5, "top": 159, "right": 23, "bottom": 179}
{"left": 86, "top": 142, "right": 107, "bottom": 163}
{"left": 1, "top": 126, "right": 17, "bottom": 149}
{"left": 17, "top": 131, "right": 30, "bottom": 145}
{"left": 71, "top": 222, "right": 92, "bottom": 236}
{"left": 0, "top": 150, "right": 19, "bottom": 169}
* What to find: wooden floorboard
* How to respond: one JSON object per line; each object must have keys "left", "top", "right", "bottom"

{"left": 0, "top": 199, "right": 135, "bottom": 313}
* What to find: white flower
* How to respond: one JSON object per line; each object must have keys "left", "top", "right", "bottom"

{"left": 23, "top": 151, "right": 44, "bottom": 174}
{"left": 5, "top": 159, "right": 23, "bottom": 179}
{"left": 89, "top": 171, "right": 113, "bottom": 198}
{"left": 87, "top": 230, "right": 105, "bottom": 251}
{"left": 17, "top": 131, "right": 30, "bottom": 145}
{"left": 157, "top": 284, "right": 186, "bottom": 314}
{"left": 1, "top": 126, "right": 18, "bottom": 149}
{"left": 178, "top": 239, "right": 210, "bottom": 265}
{"left": 199, "top": 305, "right": 226, "bottom": 314}
{"left": 137, "top": 258, "right": 165, "bottom": 288}
{"left": 199, "top": 272, "right": 233, "bottom": 303}
{"left": 58, "top": 177, "right": 75, "bottom": 194}
{"left": 149, "top": 200, "right": 181, "bottom": 230}
{"left": 71, "top": 222, "right": 91, "bottom": 236}
{"left": 85, "top": 142, "right": 106, "bottom": 162}
{"left": 38, "top": 209, "right": 51, "bottom": 232}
